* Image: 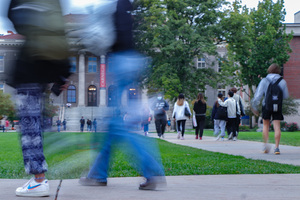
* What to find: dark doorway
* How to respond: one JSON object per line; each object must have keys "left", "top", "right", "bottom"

{"left": 88, "top": 85, "right": 97, "bottom": 106}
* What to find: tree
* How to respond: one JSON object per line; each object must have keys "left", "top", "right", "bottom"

{"left": 222, "top": 0, "right": 293, "bottom": 96}
{"left": 0, "top": 92, "right": 16, "bottom": 120}
{"left": 133, "top": 0, "right": 228, "bottom": 101}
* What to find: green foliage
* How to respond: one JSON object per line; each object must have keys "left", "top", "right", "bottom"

{"left": 222, "top": 0, "right": 293, "bottom": 95}
{"left": 286, "top": 122, "right": 299, "bottom": 132}
{"left": 133, "top": 0, "right": 228, "bottom": 100}
{"left": 0, "top": 92, "right": 16, "bottom": 120}
{"left": 282, "top": 97, "right": 300, "bottom": 116}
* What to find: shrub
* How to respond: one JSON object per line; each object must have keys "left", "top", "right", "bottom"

{"left": 286, "top": 122, "right": 299, "bottom": 132}
{"left": 239, "top": 125, "right": 250, "bottom": 131}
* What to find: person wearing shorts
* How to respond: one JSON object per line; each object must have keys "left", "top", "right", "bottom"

{"left": 251, "top": 64, "right": 289, "bottom": 155}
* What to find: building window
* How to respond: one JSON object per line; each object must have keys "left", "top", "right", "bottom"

{"left": 88, "top": 57, "right": 97, "bottom": 73}
{"left": 0, "top": 84, "right": 3, "bottom": 93}
{"left": 88, "top": 85, "right": 97, "bottom": 106}
{"left": 0, "top": 56, "right": 4, "bottom": 72}
{"left": 67, "top": 85, "right": 76, "bottom": 103}
{"left": 69, "top": 57, "right": 77, "bottom": 73}
{"left": 197, "top": 57, "right": 206, "bottom": 69}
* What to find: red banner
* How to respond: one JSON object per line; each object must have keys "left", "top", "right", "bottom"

{"left": 100, "top": 64, "right": 106, "bottom": 88}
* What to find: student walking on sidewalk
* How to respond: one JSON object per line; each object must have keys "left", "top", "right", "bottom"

{"left": 251, "top": 63, "right": 289, "bottom": 155}
{"left": 218, "top": 91, "right": 240, "bottom": 141}
{"left": 172, "top": 94, "right": 192, "bottom": 140}
{"left": 193, "top": 93, "right": 207, "bottom": 140}
{"left": 211, "top": 93, "right": 227, "bottom": 141}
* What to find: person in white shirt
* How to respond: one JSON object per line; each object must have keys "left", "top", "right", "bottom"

{"left": 218, "top": 91, "right": 240, "bottom": 141}
{"left": 172, "top": 94, "right": 192, "bottom": 140}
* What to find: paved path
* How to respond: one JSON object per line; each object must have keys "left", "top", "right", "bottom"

{"left": 1, "top": 174, "right": 300, "bottom": 200}
{"left": 151, "top": 133, "right": 300, "bottom": 166}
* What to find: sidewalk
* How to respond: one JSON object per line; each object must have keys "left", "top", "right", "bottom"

{"left": 152, "top": 132, "right": 300, "bottom": 166}
{"left": 1, "top": 174, "right": 300, "bottom": 200}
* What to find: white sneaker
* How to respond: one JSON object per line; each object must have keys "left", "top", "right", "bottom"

{"left": 16, "top": 178, "right": 50, "bottom": 197}
{"left": 216, "top": 134, "right": 221, "bottom": 141}
{"left": 180, "top": 136, "right": 184, "bottom": 140}
{"left": 177, "top": 132, "right": 181, "bottom": 139}
{"left": 162, "top": 134, "right": 165, "bottom": 139}
{"left": 228, "top": 133, "right": 233, "bottom": 140}
{"left": 233, "top": 136, "right": 237, "bottom": 141}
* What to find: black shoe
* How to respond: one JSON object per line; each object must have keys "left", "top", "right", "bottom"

{"left": 79, "top": 177, "right": 107, "bottom": 186}
{"left": 139, "top": 177, "right": 166, "bottom": 190}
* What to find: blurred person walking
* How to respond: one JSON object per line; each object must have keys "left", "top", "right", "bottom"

{"left": 78, "top": 0, "right": 166, "bottom": 190}
{"left": 6, "top": 0, "right": 71, "bottom": 196}
{"left": 193, "top": 93, "right": 207, "bottom": 140}
{"left": 211, "top": 93, "right": 227, "bottom": 141}
{"left": 172, "top": 94, "right": 192, "bottom": 140}
{"left": 141, "top": 105, "right": 151, "bottom": 136}
{"left": 62, "top": 119, "right": 67, "bottom": 131}
{"left": 251, "top": 64, "right": 289, "bottom": 154}
{"left": 80, "top": 117, "right": 85, "bottom": 132}
{"left": 56, "top": 118, "right": 61, "bottom": 132}
{"left": 218, "top": 91, "right": 240, "bottom": 141}
{"left": 231, "top": 87, "right": 246, "bottom": 137}
{"left": 151, "top": 93, "right": 169, "bottom": 139}
{"left": 93, "top": 118, "right": 97, "bottom": 133}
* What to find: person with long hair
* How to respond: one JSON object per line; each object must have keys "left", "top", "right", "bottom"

{"left": 172, "top": 94, "right": 192, "bottom": 140}
{"left": 193, "top": 93, "right": 207, "bottom": 140}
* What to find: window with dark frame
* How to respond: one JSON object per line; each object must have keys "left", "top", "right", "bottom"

{"left": 88, "top": 57, "right": 97, "bottom": 73}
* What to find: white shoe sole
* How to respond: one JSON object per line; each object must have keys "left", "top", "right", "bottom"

{"left": 16, "top": 191, "right": 50, "bottom": 197}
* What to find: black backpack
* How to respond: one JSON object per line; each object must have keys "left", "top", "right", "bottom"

{"left": 265, "top": 77, "right": 283, "bottom": 113}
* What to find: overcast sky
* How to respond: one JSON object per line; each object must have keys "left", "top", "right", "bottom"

{"left": 0, "top": 0, "right": 299, "bottom": 35}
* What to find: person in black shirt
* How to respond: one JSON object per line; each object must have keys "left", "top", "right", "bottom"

{"left": 151, "top": 93, "right": 169, "bottom": 138}
{"left": 193, "top": 93, "right": 207, "bottom": 140}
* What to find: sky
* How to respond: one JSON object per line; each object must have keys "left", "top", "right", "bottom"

{"left": 0, "top": 0, "right": 299, "bottom": 35}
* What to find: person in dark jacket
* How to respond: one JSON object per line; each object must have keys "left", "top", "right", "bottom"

{"left": 193, "top": 93, "right": 207, "bottom": 140}
{"left": 7, "top": 0, "right": 71, "bottom": 197}
{"left": 151, "top": 93, "right": 170, "bottom": 139}
{"left": 211, "top": 93, "right": 227, "bottom": 141}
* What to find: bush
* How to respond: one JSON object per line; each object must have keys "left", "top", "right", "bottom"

{"left": 286, "top": 122, "right": 299, "bottom": 132}
{"left": 239, "top": 125, "right": 250, "bottom": 131}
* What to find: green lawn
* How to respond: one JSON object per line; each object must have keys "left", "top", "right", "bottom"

{"left": 184, "top": 129, "right": 300, "bottom": 146}
{"left": 1, "top": 131, "right": 300, "bottom": 180}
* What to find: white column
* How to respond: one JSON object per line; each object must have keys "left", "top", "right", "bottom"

{"left": 99, "top": 55, "right": 107, "bottom": 106}
{"left": 78, "top": 53, "right": 85, "bottom": 106}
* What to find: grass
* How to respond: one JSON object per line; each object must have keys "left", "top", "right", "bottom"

{"left": 184, "top": 129, "right": 300, "bottom": 146}
{"left": 1, "top": 131, "right": 300, "bottom": 180}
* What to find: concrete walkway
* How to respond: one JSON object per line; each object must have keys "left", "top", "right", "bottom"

{"left": 1, "top": 132, "right": 300, "bottom": 199}
{"left": 153, "top": 132, "right": 300, "bottom": 166}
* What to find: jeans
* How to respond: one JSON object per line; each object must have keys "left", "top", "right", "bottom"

{"left": 17, "top": 83, "right": 48, "bottom": 174}
{"left": 57, "top": 125, "right": 61, "bottom": 132}
{"left": 87, "top": 50, "right": 165, "bottom": 181}
{"left": 143, "top": 124, "right": 149, "bottom": 132}
{"left": 80, "top": 124, "right": 84, "bottom": 132}
{"left": 214, "top": 119, "right": 226, "bottom": 137}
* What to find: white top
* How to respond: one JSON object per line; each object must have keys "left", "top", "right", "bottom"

{"left": 172, "top": 101, "right": 192, "bottom": 121}
{"left": 218, "top": 97, "right": 240, "bottom": 118}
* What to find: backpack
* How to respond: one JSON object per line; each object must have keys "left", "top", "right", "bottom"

{"left": 216, "top": 106, "right": 227, "bottom": 120}
{"left": 265, "top": 77, "right": 283, "bottom": 113}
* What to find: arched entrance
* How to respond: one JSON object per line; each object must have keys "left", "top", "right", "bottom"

{"left": 88, "top": 85, "right": 97, "bottom": 106}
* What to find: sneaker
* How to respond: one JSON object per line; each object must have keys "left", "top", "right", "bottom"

{"left": 161, "top": 134, "right": 165, "bottom": 139}
{"left": 228, "top": 133, "right": 233, "bottom": 140}
{"left": 180, "top": 136, "right": 184, "bottom": 140}
{"left": 233, "top": 137, "right": 237, "bottom": 141}
{"left": 139, "top": 176, "right": 166, "bottom": 190}
{"left": 216, "top": 134, "right": 221, "bottom": 141}
{"left": 262, "top": 144, "right": 271, "bottom": 154}
{"left": 274, "top": 147, "right": 280, "bottom": 155}
{"left": 199, "top": 137, "right": 202, "bottom": 140}
{"left": 195, "top": 135, "right": 198, "bottom": 140}
{"left": 15, "top": 178, "right": 49, "bottom": 197}
{"left": 221, "top": 137, "right": 224, "bottom": 141}
{"left": 177, "top": 132, "right": 181, "bottom": 139}
{"left": 79, "top": 177, "right": 107, "bottom": 186}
